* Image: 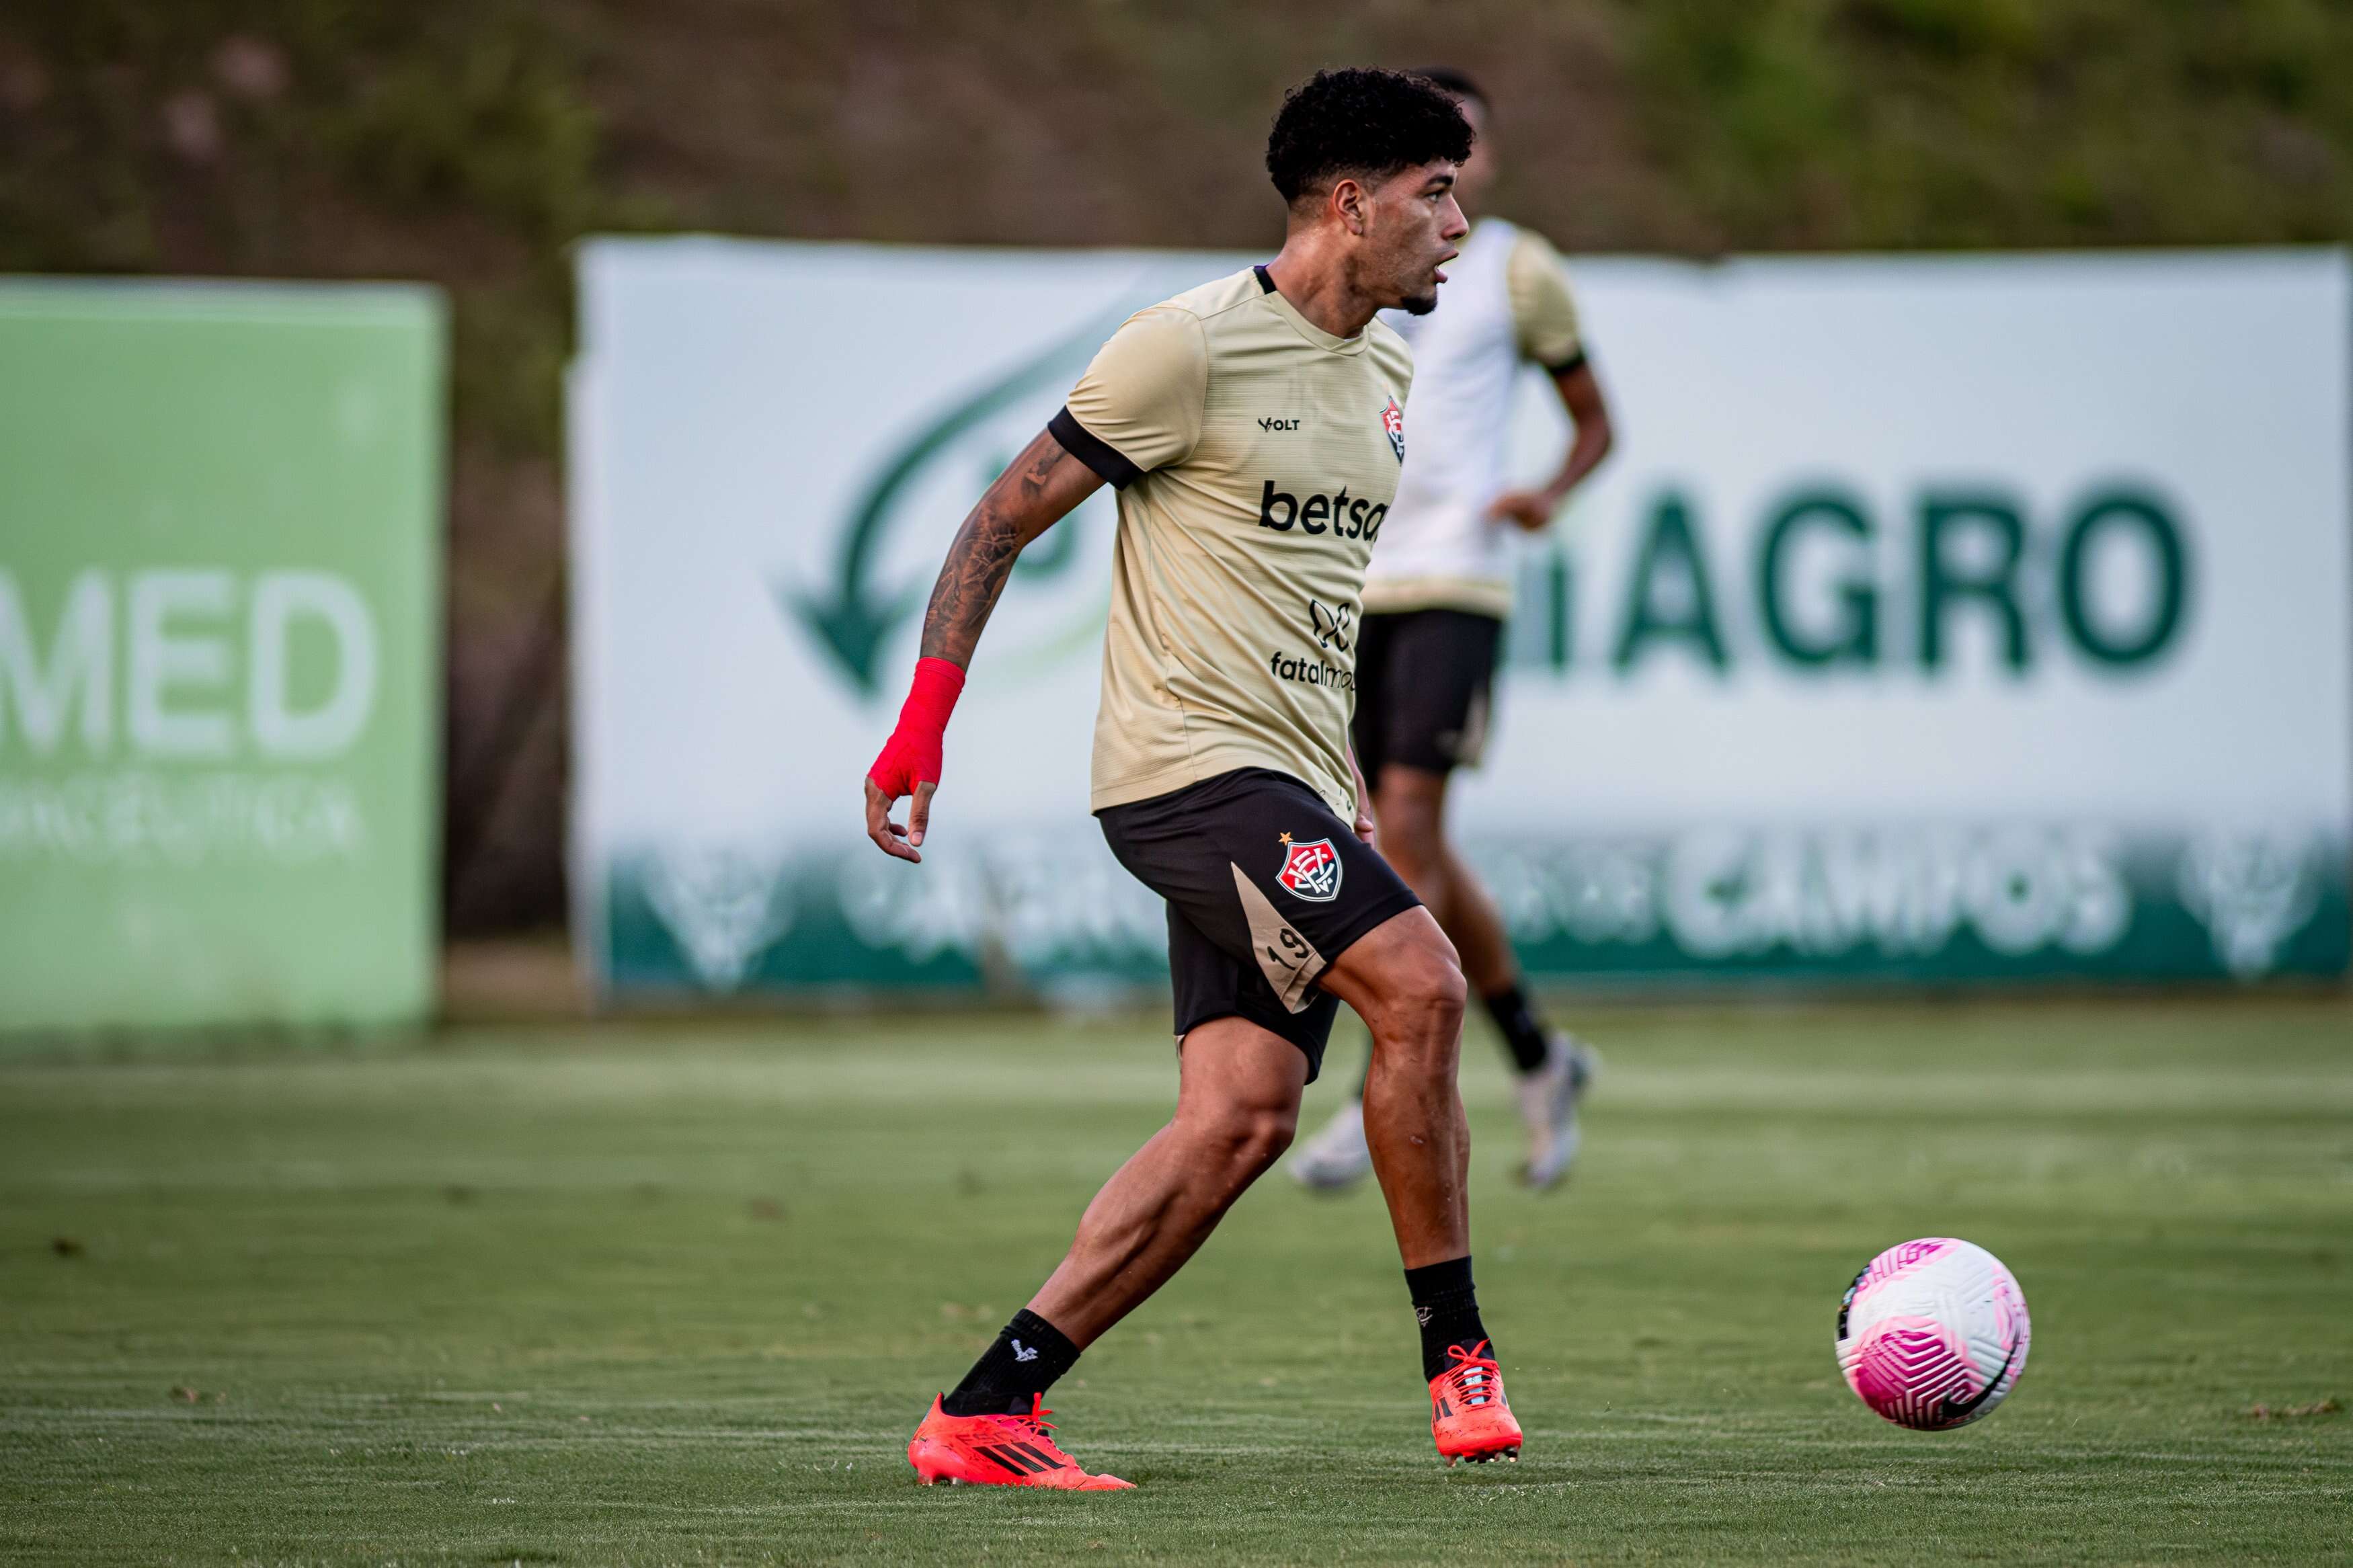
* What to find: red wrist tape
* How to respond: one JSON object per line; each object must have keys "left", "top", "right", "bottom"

{"left": 866, "top": 657, "right": 966, "bottom": 798}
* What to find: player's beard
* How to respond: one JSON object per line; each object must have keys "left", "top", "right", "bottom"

{"left": 1398, "top": 290, "right": 1439, "bottom": 315}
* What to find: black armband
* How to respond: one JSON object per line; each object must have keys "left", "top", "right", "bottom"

{"left": 1047, "top": 406, "right": 1142, "bottom": 490}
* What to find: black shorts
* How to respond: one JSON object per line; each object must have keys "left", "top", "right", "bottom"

{"left": 1096, "top": 768, "right": 1422, "bottom": 1081}
{"left": 1351, "top": 608, "right": 1505, "bottom": 778}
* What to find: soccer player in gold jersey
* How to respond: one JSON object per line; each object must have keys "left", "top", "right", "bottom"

{"left": 863, "top": 69, "right": 1522, "bottom": 1487}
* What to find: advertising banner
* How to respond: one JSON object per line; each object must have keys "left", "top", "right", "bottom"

{"left": 0, "top": 281, "right": 444, "bottom": 1032}
{"left": 571, "top": 240, "right": 2348, "bottom": 995}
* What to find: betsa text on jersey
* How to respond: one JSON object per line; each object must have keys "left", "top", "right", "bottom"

{"left": 1258, "top": 481, "right": 1387, "bottom": 540}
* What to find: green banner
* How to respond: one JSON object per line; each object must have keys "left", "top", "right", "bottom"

{"left": 0, "top": 281, "right": 444, "bottom": 1034}
{"left": 573, "top": 241, "right": 2350, "bottom": 1002}
{"left": 599, "top": 827, "right": 2349, "bottom": 995}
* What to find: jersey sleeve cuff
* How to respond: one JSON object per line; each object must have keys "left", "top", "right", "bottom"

{"left": 1542, "top": 347, "right": 1589, "bottom": 378}
{"left": 1049, "top": 406, "right": 1144, "bottom": 490}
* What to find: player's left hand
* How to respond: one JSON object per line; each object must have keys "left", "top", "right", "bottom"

{"left": 1486, "top": 487, "right": 1563, "bottom": 532}
{"left": 1353, "top": 803, "right": 1378, "bottom": 849}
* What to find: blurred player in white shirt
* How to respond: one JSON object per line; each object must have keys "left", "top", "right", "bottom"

{"left": 1293, "top": 68, "right": 1616, "bottom": 1192}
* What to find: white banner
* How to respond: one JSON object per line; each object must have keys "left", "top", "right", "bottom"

{"left": 570, "top": 239, "right": 2350, "bottom": 993}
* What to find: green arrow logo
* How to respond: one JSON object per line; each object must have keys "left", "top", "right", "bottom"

{"left": 783, "top": 308, "right": 1123, "bottom": 696}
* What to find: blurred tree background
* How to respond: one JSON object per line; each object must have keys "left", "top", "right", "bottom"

{"left": 4, "top": 0, "right": 2349, "bottom": 933}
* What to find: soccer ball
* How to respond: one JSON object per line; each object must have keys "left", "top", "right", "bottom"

{"left": 1835, "top": 1237, "right": 2029, "bottom": 1430}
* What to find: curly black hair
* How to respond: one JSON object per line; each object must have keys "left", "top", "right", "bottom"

{"left": 1265, "top": 68, "right": 1475, "bottom": 208}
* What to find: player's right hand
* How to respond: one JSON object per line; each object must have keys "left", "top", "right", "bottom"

{"left": 864, "top": 775, "right": 936, "bottom": 864}
{"left": 863, "top": 655, "right": 967, "bottom": 865}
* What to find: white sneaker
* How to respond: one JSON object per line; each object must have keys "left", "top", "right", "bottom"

{"left": 1517, "top": 1033, "right": 1598, "bottom": 1190}
{"left": 1290, "top": 1098, "right": 1373, "bottom": 1190}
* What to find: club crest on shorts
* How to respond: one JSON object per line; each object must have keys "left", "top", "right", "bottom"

{"left": 1380, "top": 395, "right": 1404, "bottom": 462}
{"left": 1276, "top": 835, "right": 1343, "bottom": 903}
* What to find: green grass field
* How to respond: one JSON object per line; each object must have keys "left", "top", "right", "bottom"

{"left": 3, "top": 996, "right": 2349, "bottom": 1565}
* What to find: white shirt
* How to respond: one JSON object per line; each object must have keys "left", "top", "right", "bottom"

{"left": 1364, "top": 218, "right": 1585, "bottom": 619}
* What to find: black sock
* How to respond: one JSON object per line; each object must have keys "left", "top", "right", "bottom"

{"left": 1484, "top": 985, "right": 1552, "bottom": 1076}
{"left": 1405, "top": 1256, "right": 1492, "bottom": 1383}
{"left": 941, "top": 1308, "right": 1080, "bottom": 1417}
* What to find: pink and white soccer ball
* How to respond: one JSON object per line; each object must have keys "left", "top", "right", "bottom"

{"left": 1836, "top": 1238, "right": 2030, "bottom": 1430}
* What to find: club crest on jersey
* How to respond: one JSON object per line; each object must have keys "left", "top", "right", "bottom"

{"left": 1276, "top": 836, "right": 1343, "bottom": 903}
{"left": 1380, "top": 396, "right": 1404, "bottom": 462}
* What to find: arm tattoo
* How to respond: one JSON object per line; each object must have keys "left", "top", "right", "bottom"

{"left": 918, "top": 437, "right": 1073, "bottom": 667}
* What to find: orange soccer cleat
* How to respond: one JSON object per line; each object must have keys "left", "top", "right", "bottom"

{"left": 907, "top": 1395, "right": 1135, "bottom": 1490}
{"left": 1429, "top": 1339, "right": 1523, "bottom": 1465}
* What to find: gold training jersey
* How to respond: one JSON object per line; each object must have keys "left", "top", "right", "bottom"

{"left": 1048, "top": 266, "right": 1416, "bottom": 819}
